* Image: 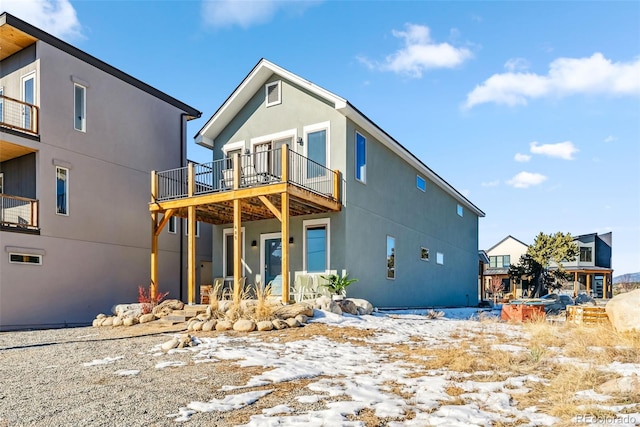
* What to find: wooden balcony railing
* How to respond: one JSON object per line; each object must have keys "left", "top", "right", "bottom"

{"left": 0, "top": 194, "right": 39, "bottom": 229}
{"left": 154, "top": 145, "right": 341, "bottom": 204}
{"left": 0, "top": 94, "right": 39, "bottom": 135}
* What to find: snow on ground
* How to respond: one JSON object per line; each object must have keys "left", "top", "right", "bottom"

{"left": 81, "top": 307, "right": 638, "bottom": 425}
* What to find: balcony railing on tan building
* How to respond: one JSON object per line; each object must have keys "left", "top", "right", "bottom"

{"left": 149, "top": 144, "right": 342, "bottom": 305}
{"left": 0, "top": 94, "right": 39, "bottom": 135}
{"left": 0, "top": 194, "right": 39, "bottom": 230}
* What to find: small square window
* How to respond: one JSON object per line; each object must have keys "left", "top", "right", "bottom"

{"left": 416, "top": 175, "right": 426, "bottom": 192}
{"left": 265, "top": 81, "right": 281, "bottom": 107}
{"left": 457, "top": 204, "right": 463, "bottom": 217}
{"left": 421, "top": 247, "right": 430, "bottom": 261}
{"left": 436, "top": 252, "right": 444, "bottom": 265}
{"left": 168, "top": 216, "right": 176, "bottom": 234}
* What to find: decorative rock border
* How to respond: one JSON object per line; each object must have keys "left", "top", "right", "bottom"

{"left": 93, "top": 297, "right": 375, "bottom": 331}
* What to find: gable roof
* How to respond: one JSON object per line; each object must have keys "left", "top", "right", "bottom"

{"left": 0, "top": 12, "right": 201, "bottom": 119}
{"left": 485, "top": 235, "right": 529, "bottom": 253}
{"left": 195, "top": 58, "right": 484, "bottom": 217}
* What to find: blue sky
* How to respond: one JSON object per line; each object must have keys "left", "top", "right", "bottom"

{"left": 5, "top": 0, "right": 639, "bottom": 275}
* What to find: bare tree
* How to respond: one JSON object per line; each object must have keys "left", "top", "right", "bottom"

{"left": 489, "top": 275, "right": 504, "bottom": 304}
{"left": 618, "top": 274, "right": 639, "bottom": 294}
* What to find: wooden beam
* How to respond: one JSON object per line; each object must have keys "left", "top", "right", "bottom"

{"left": 333, "top": 170, "right": 342, "bottom": 202}
{"left": 281, "top": 191, "right": 290, "bottom": 304}
{"left": 188, "top": 163, "right": 195, "bottom": 197}
{"left": 187, "top": 205, "right": 196, "bottom": 304}
{"left": 155, "top": 208, "right": 175, "bottom": 237}
{"left": 233, "top": 198, "right": 242, "bottom": 301}
{"left": 258, "top": 195, "right": 282, "bottom": 221}
{"left": 150, "top": 212, "right": 159, "bottom": 302}
{"left": 288, "top": 185, "right": 342, "bottom": 211}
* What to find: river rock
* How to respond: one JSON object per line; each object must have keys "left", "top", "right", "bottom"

{"left": 295, "top": 314, "right": 308, "bottom": 324}
{"left": 272, "top": 319, "right": 288, "bottom": 330}
{"left": 233, "top": 319, "right": 256, "bottom": 332}
{"left": 122, "top": 317, "right": 137, "bottom": 327}
{"left": 101, "top": 317, "right": 114, "bottom": 327}
{"left": 112, "top": 317, "right": 124, "bottom": 327}
{"left": 161, "top": 337, "right": 179, "bottom": 351}
{"left": 139, "top": 313, "right": 156, "bottom": 324}
{"left": 285, "top": 318, "right": 301, "bottom": 328}
{"left": 202, "top": 320, "right": 217, "bottom": 332}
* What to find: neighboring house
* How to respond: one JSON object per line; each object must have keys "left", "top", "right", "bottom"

{"left": 0, "top": 13, "right": 207, "bottom": 330}
{"left": 149, "top": 59, "right": 485, "bottom": 309}
{"left": 482, "top": 232, "right": 614, "bottom": 300}
{"left": 560, "top": 232, "right": 613, "bottom": 298}
{"left": 482, "top": 235, "right": 529, "bottom": 299}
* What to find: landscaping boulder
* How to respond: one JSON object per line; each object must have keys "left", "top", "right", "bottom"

{"left": 257, "top": 320, "right": 274, "bottom": 331}
{"left": 101, "top": 317, "right": 114, "bottom": 327}
{"left": 152, "top": 299, "right": 184, "bottom": 318}
{"left": 598, "top": 374, "right": 640, "bottom": 395}
{"left": 215, "top": 320, "right": 233, "bottom": 331}
{"left": 295, "top": 314, "right": 308, "bottom": 324}
{"left": 314, "top": 296, "right": 342, "bottom": 315}
{"left": 202, "top": 320, "right": 217, "bottom": 332}
{"left": 285, "top": 318, "right": 301, "bottom": 328}
{"left": 606, "top": 289, "right": 640, "bottom": 333}
{"left": 274, "top": 302, "right": 313, "bottom": 319}
{"left": 338, "top": 299, "right": 358, "bottom": 315}
{"left": 349, "top": 298, "right": 374, "bottom": 315}
{"left": 113, "top": 303, "right": 147, "bottom": 318}
{"left": 139, "top": 313, "right": 156, "bottom": 324}
{"left": 272, "top": 319, "right": 288, "bottom": 330}
{"left": 161, "top": 337, "right": 179, "bottom": 351}
{"left": 122, "top": 317, "right": 137, "bottom": 327}
{"left": 233, "top": 319, "right": 256, "bottom": 332}
{"left": 112, "top": 316, "right": 124, "bottom": 327}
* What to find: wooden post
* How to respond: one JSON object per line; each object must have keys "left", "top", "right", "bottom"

{"left": 233, "top": 152, "right": 241, "bottom": 190}
{"left": 573, "top": 271, "right": 578, "bottom": 297}
{"left": 586, "top": 274, "right": 591, "bottom": 295}
{"left": 150, "top": 170, "right": 158, "bottom": 301}
{"left": 281, "top": 144, "right": 290, "bottom": 303}
{"left": 187, "top": 163, "right": 196, "bottom": 305}
{"left": 233, "top": 198, "right": 242, "bottom": 301}
{"left": 333, "top": 170, "right": 341, "bottom": 202}
{"left": 603, "top": 275, "right": 608, "bottom": 299}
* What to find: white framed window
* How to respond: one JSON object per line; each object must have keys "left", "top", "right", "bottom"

{"left": 436, "top": 252, "right": 444, "bottom": 265}
{"left": 74, "top": 83, "right": 86, "bottom": 132}
{"left": 167, "top": 216, "right": 176, "bottom": 234}
{"left": 223, "top": 227, "right": 246, "bottom": 278}
{"left": 421, "top": 247, "right": 430, "bottom": 261}
{"left": 9, "top": 253, "right": 42, "bottom": 265}
{"left": 184, "top": 219, "right": 200, "bottom": 237}
{"left": 22, "top": 72, "right": 36, "bottom": 131}
{"left": 56, "top": 166, "right": 69, "bottom": 215}
{"left": 303, "top": 121, "right": 330, "bottom": 178}
{"left": 386, "top": 235, "right": 395, "bottom": 280}
{"left": 303, "top": 218, "right": 330, "bottom": 273}
{"left": 416, "top": 175, "right": 426, "bottom": 192}
{"left": 355, "top": 131, "right": 366, "bottom": 183}
{"left": 265, "top": 81, "right": 281, "bottom": 107}
{"left": 457, "top": 204, "right": 463, "bottom": 217}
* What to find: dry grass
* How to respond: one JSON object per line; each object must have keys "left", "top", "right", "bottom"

{"left": 253, "top": 283, "right": 276, "bottom": 322}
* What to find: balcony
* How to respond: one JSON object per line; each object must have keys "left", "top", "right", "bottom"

{"left": 0, "top": 94, "right": 39, "bottom": 135}
{"left": 0, "top": 194, "right": 39, "bottom": 232}
{"left": 150, "top": 145, "right": 342, "bottom": 224}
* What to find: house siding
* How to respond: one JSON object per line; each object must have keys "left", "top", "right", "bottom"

{"left": 0, "top": 36, "right": 198, "bottom": 329}
{"left": 0, "top": 153, "right": 36, "bottom": 198}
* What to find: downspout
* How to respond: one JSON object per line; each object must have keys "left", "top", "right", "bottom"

{"left": 179, "top": 113, "right": 187, "bottom": 301}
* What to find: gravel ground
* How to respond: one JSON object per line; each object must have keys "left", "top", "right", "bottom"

{"left": 0, "top": 323, "right": 281, "bottom": 427}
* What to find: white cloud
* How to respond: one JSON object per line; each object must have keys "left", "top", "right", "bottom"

{"left": 530, "top": 141, "right": 578, "bottom": 160}
{"left": 460, "top": 188, "right": 471, "bottom": 197}
{"left": 514, "top": 153, "right": 531, "bottom": 162}
{"left": 358, "top": 23, "right": 473, "bottom": 78}
{"left": 507, "top": 172, "right": 547, "bottom": 189}
{"left": 504, "top": 58, "right": 530, "bottom": 72}
{"left": 201, "top": 0, "right": 320, "bottom": 29}
{"left": 481, "top": 180, "right": 500, "bottom": 187}
{"left": 604, "top": 135, "right": 617, "bottom": 143}
{"left": 464, "top": 53, "right": 640, "bottom": 109}
{"left": 2, "top": 0, "right": 82, "bottom": 40}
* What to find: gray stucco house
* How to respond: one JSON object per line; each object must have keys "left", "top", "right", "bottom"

{"left": 0, "top": 13, "right": 211, "bottom": 330}
{"left": 151, "top": 59, "right": 484, "bottom": 309}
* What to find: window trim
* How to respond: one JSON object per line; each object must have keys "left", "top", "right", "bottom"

{"left": 222, "top": 140, "right": 246, "bottom": 156}
{"left": 355, "top": 131, "right": 366, "bottom": 184}
{"left": 303, "top": 121, "right": 331, "bottom": 174}
{"left": 420, "top": 247, "right": 430, "bottom": 261}
{"left": 250, "top": 129, "right": 297, "bottom": 152}
{"left": 167, "top": 216, "right": 176, "bottom": 234}
{"left": 223, "top": 227, "right": 246, "bottom": 279}
{"left": 55, "top": 166, "right": 69, "bottom": 216}
{"left": 436, "top": 252, "right": 444, "bottom": 265}
{"left": 184, "top": 219, "right": 200, "bottom": 238}
{"left": 265, "top": 81, "right": 282, "bottom": 107}
{"left": 416, "top": 175, "right": 426, "bottom": 192}
{"left": 74, "top": 82, "right": 86, "bottom": 132}
{"left": 303, "top": 218, "right": 331, "bottom": 273}
{"left": 9, "top": 253, "right": 42, "bottom": 265}
{"left": 386, "top": 235, "right": 396, "bottom": 280}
